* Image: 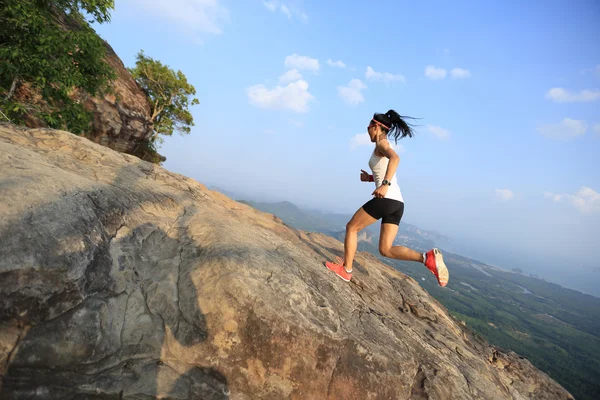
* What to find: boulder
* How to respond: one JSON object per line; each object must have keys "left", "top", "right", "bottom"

{"left": 0, "top": 124, "right": 573, "bottom": 399}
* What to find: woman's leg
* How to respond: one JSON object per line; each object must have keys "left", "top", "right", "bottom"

{"left": 343, "top": 207, "right": 378, "bottom": 272}
{"left": 378, "top": 222, "right": 423, "bottom": 262}
{"left": 379, "top": 222, "right": 450, "bottom": 286}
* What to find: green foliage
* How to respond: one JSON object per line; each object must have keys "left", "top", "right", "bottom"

{"left": 0, "top": 0, "right": 115, "bottom": 133}
{"left": 129, "top": 50, "right": 199, "bottom": 140}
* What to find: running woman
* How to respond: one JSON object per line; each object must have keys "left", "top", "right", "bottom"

{"left": 325, "top": 110, "right": 449, "bottom": 287}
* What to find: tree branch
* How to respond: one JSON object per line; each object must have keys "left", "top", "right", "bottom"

{"left": 5, "top": 78, "right": 20, "bottom": 101}
{"left": 0, "top": 108, "right": 12, "bottom": 122}
{"left": 140, "top": 64, "right": 165, "bottom": 93}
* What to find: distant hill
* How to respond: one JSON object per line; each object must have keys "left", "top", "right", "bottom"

{"left": 238, "top": 199, "right": 446, "bottom": 251}
{"left": 237, "top": 200, "right": 335, "bottom": 231}
{"left": 207, "top": 185, "right": 241, "bottom": 200}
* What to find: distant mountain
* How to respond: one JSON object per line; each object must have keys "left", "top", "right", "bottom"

{"left": 239, "top": 199, "right": 444, "bottom": 252}
{"left": 399, "top": 223, "right": 450, "bottom": 245}
{"left": 239, "top": 198, "right": 600, "bottom": 400}
{"left": 236, "top": 200, "right": 336, "bottom": 232}
{"left": 207, "top": 185, "right": 240, "bottom": 199}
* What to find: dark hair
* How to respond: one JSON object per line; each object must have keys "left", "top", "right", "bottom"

{"left": 372, "top": 110, "right": 418, "bottom": 143}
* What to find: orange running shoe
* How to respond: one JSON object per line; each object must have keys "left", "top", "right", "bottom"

{"left": 324, "top": 260, "right": 352, "bottom": 282}
{"left": 424, "top": 248, "right": 449, "bottom": 287}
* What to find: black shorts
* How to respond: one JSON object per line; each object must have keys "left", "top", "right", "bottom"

{"left": 362, "top": 198, "right": 404, "bottom": 225}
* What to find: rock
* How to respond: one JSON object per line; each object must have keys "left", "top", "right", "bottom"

{"left": 0, "top": 124, "right": 574, "bottom": 399}
{"left": 82, "top": 41, "right": 154, "bottom": 155}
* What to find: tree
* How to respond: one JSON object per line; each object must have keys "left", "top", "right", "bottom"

{"left": 0, "top": 0, "right": 116, "bottom": 133}
{"left": 129, "top": 51, "right": 199, "bottom": 148}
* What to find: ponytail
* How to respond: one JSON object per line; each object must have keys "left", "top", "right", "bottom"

{"left": 373, "top": 109, "right": 418, "bottom": 143}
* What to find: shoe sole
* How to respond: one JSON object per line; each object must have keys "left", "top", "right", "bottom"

{"left": 324, "top": 262, "right": 352, "bottom": 282}
{"left": 433, "top": 248, "right": 449, "bottom": 286}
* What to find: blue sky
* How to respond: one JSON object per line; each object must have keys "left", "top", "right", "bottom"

{"left": 94, "top": 0, "right": 600, "bottom": 295}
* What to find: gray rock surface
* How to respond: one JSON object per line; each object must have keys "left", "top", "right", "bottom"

{"left": 0, "top": 124, "right": 574, "bottom": 399}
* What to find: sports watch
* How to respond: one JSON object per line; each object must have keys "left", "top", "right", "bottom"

{"left": 382, "top": 179, "right": 391, "bottom": 186}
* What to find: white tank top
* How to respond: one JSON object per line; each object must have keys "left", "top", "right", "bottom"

{"left": 368, "top": 149, "right": 404, "bottom": 202}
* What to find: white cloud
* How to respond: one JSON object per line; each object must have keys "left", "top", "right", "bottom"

{"left": 546, "top": 88, "right": 600, "bottom": 103}
{"left": 425, "top": 65, "right": 447, "bottom": 80}
{"left": 127, "top": 0, "right": 228, "bottom": 38}
{"left": 537, "top": 118, "right": 587, "bottom": 140}
{"left": 427, "top": 125, "right": 450, "bottom": 140}
{"left": 593, "top": 123, "right": 600, "bottom": 135}
{"left": 338, "top": 79, "right": 367, "bottom": 106}
{"left": 450, "top": 68, "right": 471, "bottom": 79}
{"left": 262, "top": 1, "right": 307, "bottom": 22}
{"left": 263, "top": 1, "right": 277, "bottom": 12}
{"left": 284, "top": 54, "right": 319, "bottom": 73}
{"left": 545, "top": 187, "right": 600, "bottom": 214}
{"left": 264, "top": 129, "right": 275, "bottom": 135}
{"left": 327, "top": 59, "right": 346, "bottom": 68}
{"left": 290, "top": 119, "right": 304, "bottom": 128}
{"left": 365, "top": 66, "right": 406, "bottom": 83}
{"left": 279, "top": 69, "right": 302, "bottom": 84}
{"left": 495, "top": 189, "right": 515, "bottom": 201}
{"left": 247, "top": 80, "right": 314, "bottom": 112}
{"left": 280, "top": 4, "right": 291, "bottom": 19}
{"left": 350, "top": 133, "right": 372, "bottom": 149}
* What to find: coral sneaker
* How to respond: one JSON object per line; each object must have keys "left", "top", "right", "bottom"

{"left": 424, "top": 248, "right": 449, "bottom": 287}
{"left": 324, "top": 260, "right": 352, "bottom": 282}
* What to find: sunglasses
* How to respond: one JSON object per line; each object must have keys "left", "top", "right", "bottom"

{"left": 368, "top": 119, "right": 390, "bottom": 130}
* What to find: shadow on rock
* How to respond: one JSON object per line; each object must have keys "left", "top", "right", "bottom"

{"left": 0, "top": 159, "right": 229, "bottom": 399}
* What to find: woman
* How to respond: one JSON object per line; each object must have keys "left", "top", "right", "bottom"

{"left": 325, "top": 110, "right": 449, "bottom": 287}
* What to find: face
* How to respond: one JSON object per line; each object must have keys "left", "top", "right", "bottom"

{"left": 367, "top": 121, "right": 380, "bottom": 142}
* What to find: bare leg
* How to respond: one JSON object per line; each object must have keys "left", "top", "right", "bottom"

{"left": 343, "top": 207, "right": 378, "bottom": 272}
{"left": 378, "top": 223, "right": 424, "bottom": 262}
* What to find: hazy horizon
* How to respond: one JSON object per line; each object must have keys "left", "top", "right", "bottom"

{"left": 92, "top": 1, "right": 599, "bottom": 296}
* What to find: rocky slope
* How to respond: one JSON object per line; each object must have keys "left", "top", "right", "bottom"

{"left": 0, "top": 124, "right": 573, "bottom": 399}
